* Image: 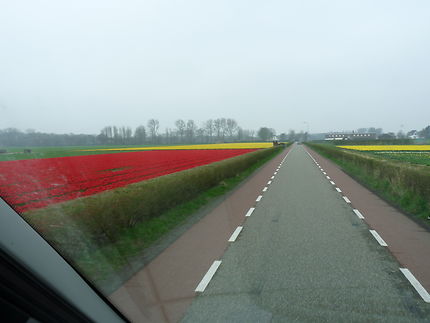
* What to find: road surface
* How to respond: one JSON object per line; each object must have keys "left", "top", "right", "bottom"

{"left": 182, "top": 145, "right": 430, "bottom": 322}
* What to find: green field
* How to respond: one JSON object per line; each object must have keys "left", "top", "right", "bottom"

{"left": 370, "top": 152, "right": 430, "bottom": 166}
{"left": 0, "top": 145, "right": 163, "bottom": 161}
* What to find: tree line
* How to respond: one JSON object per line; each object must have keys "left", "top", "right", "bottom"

{"left": 0, "top": 118, "right": 282, "bottom": 147}
{"left": 98, "top": 118, "right": 278, "bottom": 145}
{"left": 4, "top": 120, "right": 425, "bottom": 147}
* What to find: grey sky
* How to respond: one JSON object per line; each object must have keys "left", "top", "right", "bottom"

{"left": 1, "top": 0, "right": 429, "bottom": 135}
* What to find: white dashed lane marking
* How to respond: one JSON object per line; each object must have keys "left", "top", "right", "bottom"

{"left": 228, "top": 226, "right": 243, "bottom": 242}
{"left": 400, "top": 268, "right": 430, "bottom": 303}
{"left": 342, "top": 196, "right": 351, "bottom": 203}
{"left": 353, "top": 209, "right": 365, "bottom": 219}
{"left": 245, "top": 207, "right": 255, "bottom": 217}
{"left": 369, "top": 230, "right": 388, "bottom": 247}
{"left": 195, "top": 261, "right": 222, "bottom": 292}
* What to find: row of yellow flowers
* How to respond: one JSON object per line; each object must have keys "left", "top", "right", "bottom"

{"left": 80, "top": 142, "right": 276, "bottom": 152}
{"left": 338, "top": 145, "right": 430, "bottom": 151}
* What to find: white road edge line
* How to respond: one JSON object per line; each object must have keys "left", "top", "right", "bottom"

{"left": 228, "top": 226, "right": 243, "bottom": 242}
{"left": 353, "top": 209, "right": 365, "bottom": 219}
{"left": 245, "top": 207, "right": 255, "bottom": 217}
{"left": 263, "top": 187, "right": 268, "bottom": 192}
{"left": 195, "top": 261, "right": 222, "bottom": 292}
{"left": 335, "top": 187, "right": 342, "bottom": 193}
{"left": 399, "top": 268, "right": 430, "bottom": 303}
{"left": 342, "top": 196, "right": 351, "bottom": 203}
{"left": 330, "top": 181, "right": 336, "bottom": 185}
{"left": 256, "top": 195, "right": 263, "bottom": 202}
{"left": 369, "top": 230, "right": 388, "bottom": 246}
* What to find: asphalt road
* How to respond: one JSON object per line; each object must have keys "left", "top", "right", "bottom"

{"left": 182, "top": 145, "right": 430, "bottom": 322}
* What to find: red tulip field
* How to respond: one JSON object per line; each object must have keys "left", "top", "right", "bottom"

{"left": 0, "top": 149, "right": 256, "bottom": 212}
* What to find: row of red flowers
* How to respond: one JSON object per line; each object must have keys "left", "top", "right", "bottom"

{"left": 0, "top": 149, "right": 256, "bottom": 213}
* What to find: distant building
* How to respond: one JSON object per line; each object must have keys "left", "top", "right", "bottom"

{"left": 407, "top": 130, "right": 419, "bottom": 139}
{"left": 325, "top": 132, "right": 377, "bottom": 141}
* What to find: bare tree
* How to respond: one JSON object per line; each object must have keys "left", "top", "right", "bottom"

{"left": 205, "top": 119, "right": 214, "bottom": 143}
{"left": 134, "top": 125, "right": 146, "bottom": 144}
{"left": 213, "top": 119, "right": 222, "bottom": 141}
{"left": 100, "top": 126, "right": 113, "bottom": 144}
{"left": 164, "top": 128, "right": 172, "bottom": 144}
{"left": 147, "top": 119, "right": 160, "bottom": 143}
{"left": 226, "top": 118, "right": 238, "bottom": 139}
{"left": 125, "top": 127, "right": 132, "bottom": 144}
{"left": 220, "top": 118, "right": 227, "bottom": 140}
{"left": 113, "top": 126, "right": 120, "bottom": 144}
{"left": 196, "top": 127, "right": 205, "bottom": 143}
{"left": 237, "top": 127, "right": 243, "bottom": 141}
{"left": 175, "top": 119, "right": 186, "bottom": 143}
{"left": 186, "top": 119, "right": 197, "bottom": 143}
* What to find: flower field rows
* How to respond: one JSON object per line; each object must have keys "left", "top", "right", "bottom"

{"left": 338, "top": 145, "right": 430, "bottom": 151}
{"left": 336, "top": 145, "right": 430, "bottom": 166}
{"left": 80, "top": 142, "right": 274, "bottom": 152}
{"left": 0, "top": 149, "right": 257, "bottom": 212}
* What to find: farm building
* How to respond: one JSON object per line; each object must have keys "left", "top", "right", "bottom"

{"left": 325, "top": 132, "right": 377, "bottom": 141}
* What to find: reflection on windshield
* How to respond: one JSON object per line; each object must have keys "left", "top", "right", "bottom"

{"left": 1, "top": 0, "right": 430, "bottom": 321}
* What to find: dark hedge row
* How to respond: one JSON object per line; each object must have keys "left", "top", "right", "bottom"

{"left": 306, "top": 143, "right": 430, "bottom": 222}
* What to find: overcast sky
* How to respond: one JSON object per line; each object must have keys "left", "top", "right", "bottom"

{"left": 1, "top": 0, "right": 429, "bottom": 135}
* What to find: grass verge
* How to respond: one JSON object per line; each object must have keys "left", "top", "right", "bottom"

{"left": 306, "top": 143, "right": 430, "bottom": 227}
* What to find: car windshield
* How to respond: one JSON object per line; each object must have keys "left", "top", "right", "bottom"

{"left": 1, "top": 1, "right": 430, "bottom": 322}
